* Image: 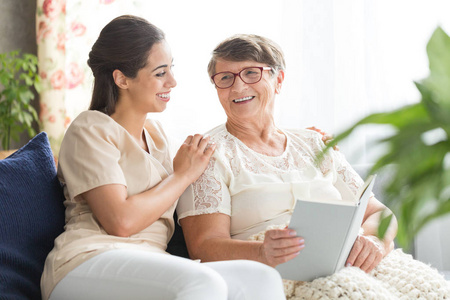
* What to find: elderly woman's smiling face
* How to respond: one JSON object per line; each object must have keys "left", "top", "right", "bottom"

{"left": 214, "top": 59, "right": 284, "bottom": 124}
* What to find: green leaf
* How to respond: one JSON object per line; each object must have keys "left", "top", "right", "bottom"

{"left": 19, "top": 73, "right": 33, "bottom": 85}
{"left": 21, "top": 59, "right": 29, "bottom": 71}
{"left": 23, "top": 111, "right": 33, "bottom": 126}
{"left": 0, "top": 72, "right": 13, "bottom": 86}
{"left": 30, "top": 106, "right": 39, "bottom": 122}
{"left": 19, "top": 90, "right": 34, "bottom": 103}
{"left": 377, "top": 212, "right": 393, "bottom": 240}
{"left": 426, "top": 27, "right": 450, "bottom": 79}
{"left": 34, "top": 78, "right": 42, "bottom": 93}
{"left": 17, "top": 111, "right": 24, "bottom": 123}
{"left": 318, "top": 103, "right": 428, "bottom": 161}
{"left": 0, "top": 49, "right": 40, "bottom": 150}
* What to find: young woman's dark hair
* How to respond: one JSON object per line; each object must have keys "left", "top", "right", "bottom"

{"left": 88, "top": 15, "right": 165, "bottom": 115}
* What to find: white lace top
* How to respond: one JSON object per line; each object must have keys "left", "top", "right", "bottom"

{"left": 177, "top": 124, "right": 365, "bottom": 240}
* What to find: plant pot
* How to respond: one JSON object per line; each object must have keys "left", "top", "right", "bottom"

{"left": 0, "top": 150, "right": 16, "bottom": 160}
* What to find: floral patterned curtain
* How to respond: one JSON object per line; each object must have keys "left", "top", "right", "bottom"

{"left": 36, "top": 0, "right": 140, "bottom": 155}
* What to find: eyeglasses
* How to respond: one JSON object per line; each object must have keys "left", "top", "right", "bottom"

{"left": 211, "top": 66, "right": 272, "bottom": 89}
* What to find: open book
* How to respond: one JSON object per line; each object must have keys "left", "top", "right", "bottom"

{"left": 276, "top": 175, "right": 376, "bottom": 281}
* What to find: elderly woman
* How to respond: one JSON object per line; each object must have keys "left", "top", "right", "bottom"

{"left": 177, "top": 34, "right": 450, "bottom": 298}
{"left": 177, "top": 33, "right": 396, "bottom": 270}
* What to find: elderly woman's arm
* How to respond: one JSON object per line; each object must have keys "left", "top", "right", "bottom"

{"left": 345, "top": 196, "right": 398, "bottom": 272}
{"left": 180, "top": 213, "right": 305, "bottom": 267}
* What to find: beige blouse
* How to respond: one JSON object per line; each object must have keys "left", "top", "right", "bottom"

{"left": 41, "top": 111, "right": 175, "bottom": 300}
{"left": 177, "top": 124, "right": 365, "bottom": 240}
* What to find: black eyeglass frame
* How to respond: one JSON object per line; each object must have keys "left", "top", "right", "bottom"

{"left": 211, "top": 66, "right": 273, "bottom": 89}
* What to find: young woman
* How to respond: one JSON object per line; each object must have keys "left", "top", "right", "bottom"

{"left": 41, "top": 16, "right": 285, "bottom": 300}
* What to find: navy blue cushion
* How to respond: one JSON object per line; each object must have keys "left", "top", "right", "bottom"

{"left": 0, "top": 132, "right": 65, "bottom": 300}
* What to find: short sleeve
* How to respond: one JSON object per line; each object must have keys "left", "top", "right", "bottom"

{"left": 330, "top": 150, "right": 365, "bottom": 196}
{"left": 57, "top": 113, "right": 126, "bottom": 200}
{"left": 312, "top": 131, "right": 367, "bottom": 198}
{"left": 177, "top": 155, "right": 232, "bottom": 220}
{"left": 296, "top": 129, "right": 366, "bottom": 198}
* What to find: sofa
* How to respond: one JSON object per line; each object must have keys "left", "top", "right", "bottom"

{"left": 0, "top": 132, "right": 189, "bottom": 299}
{"left": 2, "top": 133, "right": 448, "bottom": 299}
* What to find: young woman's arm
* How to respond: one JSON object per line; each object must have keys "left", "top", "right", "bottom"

{"left": 83, "top": 134, "right": 215, "bottom": 237}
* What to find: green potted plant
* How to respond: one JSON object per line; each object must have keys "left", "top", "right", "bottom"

{"left": 321, "top": 27, "right": 450, "bottom": 251}
{"left": 0, "top": 50, "right": 41, "bottom": 156}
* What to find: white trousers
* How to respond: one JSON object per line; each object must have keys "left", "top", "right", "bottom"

{"left": 49, "top": 249, "right": 285, "bottom": 300}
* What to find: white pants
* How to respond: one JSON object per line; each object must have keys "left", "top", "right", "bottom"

{"left": 49, "top": 249, "right": 285, "bottom": 300}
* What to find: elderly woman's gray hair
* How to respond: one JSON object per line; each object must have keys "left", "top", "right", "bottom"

{"left": 207, "top": 34, "right": 286, "bottom": 80}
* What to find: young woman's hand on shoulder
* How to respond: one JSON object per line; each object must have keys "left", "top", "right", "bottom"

{"left": 173, "top": 134, "right": 216, "bottom": 184}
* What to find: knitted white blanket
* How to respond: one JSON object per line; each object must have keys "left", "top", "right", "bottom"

{"left": 249, "top": 227, "right": 450, "bottom": 299}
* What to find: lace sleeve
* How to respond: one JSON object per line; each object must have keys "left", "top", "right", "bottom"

{"left": 329, "top": 151, "right": 365, "bottom": 196}
{"left": 177, "top": 156, "right": 232, "bottom": 219}
{"left": 303, "top": 130, "right": 364, "bottom": 197}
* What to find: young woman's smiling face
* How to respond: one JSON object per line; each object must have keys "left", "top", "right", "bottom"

{"left": 126, "top": 40, "right": 177, "bottom": 113}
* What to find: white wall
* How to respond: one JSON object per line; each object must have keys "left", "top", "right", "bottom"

{"left": 140, "top": 1, "right": 450, "bottom": 167}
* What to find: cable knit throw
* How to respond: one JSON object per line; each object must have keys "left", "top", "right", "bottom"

{"left": 248, "top": 225, "right": 450, "bottom": 300}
